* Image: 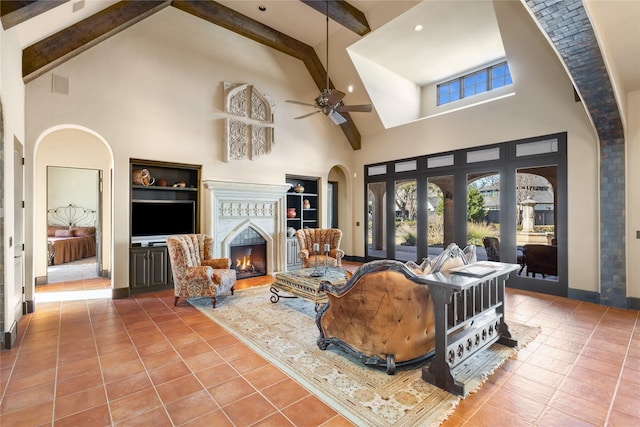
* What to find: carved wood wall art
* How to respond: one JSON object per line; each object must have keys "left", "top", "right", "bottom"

{"left": 223, "top": 82, "right": 275, "bottom": 161}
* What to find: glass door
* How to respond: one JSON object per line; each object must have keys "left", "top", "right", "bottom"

{"left": 426, "top": 175, "right": 454, "bottom": 258}
{"left": 466, "top": 171, "right": 501, "bottom": 261}
{"left": 367, "top": 181, "right": 387, "bottom": 259}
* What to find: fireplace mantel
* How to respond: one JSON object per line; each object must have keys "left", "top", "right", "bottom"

{"left": 203, "top": 180, "right": 291, "bottom": 274}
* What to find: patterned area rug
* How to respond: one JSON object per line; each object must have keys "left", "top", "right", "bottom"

{"left": 189, "top": 286, "right": 539, "bottom": 426}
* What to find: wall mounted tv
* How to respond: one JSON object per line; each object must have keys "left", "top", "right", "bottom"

{"left": 131, "top": 200, "right": 196, "bottom": 240}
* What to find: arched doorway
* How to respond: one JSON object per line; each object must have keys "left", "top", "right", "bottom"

{"left": 33, "top": 127, "right": 113, "bottom": 292}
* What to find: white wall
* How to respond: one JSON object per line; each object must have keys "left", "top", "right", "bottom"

{"left": 18, "top": 2, "right": 636, "bottom": 301}
{"left": 24, "top": 8, "right": 354, "bottom": 291}
{"left": 1, "top": 25, "right": 26, "bottom": 340}
{"left": 48, "top": 167, "right": 99, "bottom": 212}
{"left": 350, "top": 1, "right": 600, "bottom": 294}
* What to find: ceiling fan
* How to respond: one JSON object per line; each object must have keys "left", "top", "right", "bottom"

{"left": 286, "top": 3, "right": 372, "bottom": 125}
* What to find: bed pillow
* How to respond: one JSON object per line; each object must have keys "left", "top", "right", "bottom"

{"left": 54, "top": 229, "right": 74, "bottom": 237}
{"left": 48, "top": 225, "right": 67, "bottom": 236}
{"left": 72, "top": 226, "right": 96, "bottom": 237}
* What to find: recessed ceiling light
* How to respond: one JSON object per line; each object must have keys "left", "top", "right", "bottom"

{"left": 347, "top": 85, "right": 354, "bottom": 93}
{"left": 414, "top": 24, "right": 423, "bottom": 32}
{"left": 258, "top": 5, "right": 266, "bottom": 12}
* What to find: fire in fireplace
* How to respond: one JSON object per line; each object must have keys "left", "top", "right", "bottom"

{"left": 229, "top": 227, "right": 267, "bottom": 279}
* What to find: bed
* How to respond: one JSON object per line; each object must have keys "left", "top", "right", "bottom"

{"left": 47, "top": 204, "right": 97, "bottom": 266}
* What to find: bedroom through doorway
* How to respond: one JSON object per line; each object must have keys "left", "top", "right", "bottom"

{"left": 46, "top": 166, "right": 101, "bottom": 284}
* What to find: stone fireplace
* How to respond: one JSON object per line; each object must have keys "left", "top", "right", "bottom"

{"left": 203, "top": 180, "right": 290, "bottom": 275}
{"left": 229, "top": 227, "right": 266, "bottom": 278}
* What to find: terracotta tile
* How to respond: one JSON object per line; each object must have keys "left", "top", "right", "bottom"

{"left": 168, "top": 332, "right": 202, "bottom": 347}
{"left": 209, "top": 376, "right": 256, "bottom": 407}
{"left": 195, "top": 363, "right": 239, "bottom": 388}
{"left": 206, "top": 333, "right": 240, "bottom": 350}
{"left": 155, "top": 374, "right": 204, "bottom": 404}
{"left": 102, "top": 358, "right": 146, "bottom": 384}
{"left": 280, "top": 395, "right": 337, "bottom": 427}
{"left": 140, "top": 348, "right": 182, "bottom": 371}
{"left": 176, "top": 340, "right": 214, "bottom": 359}
{"left": 262, "top": 379, "right": 310, "bottom": 408}
{"left": 0, "top": 382, "right": 54, "bottom": 414}
{"left": 222, "top": 393, "right": 277, "bottom": 426}
{"left": 466, "top": 400, "right": 534, "bottom": 427}
{"left": 180, "top": 409, "right": 234, "bottom": 427}
{"left": 568, "top": 364, "right": 620, "bottom": 390}
{"left": 251, "top": 412, "right": 298, "bottom": 427}
{"left": 317, "top": 414, "right": 355, "bottom": 427}
{"left": 513, "top": 362, "right": 566, "bottom": 388}
{"left": 54, "top": 404, "right": 112, "bottom": 427}
{"left": 4, "top": 368, "right": 55, "bottom": 394}
{"left": 56, "top": 370, "right": 103, "bottom": 397}
{"left": 243, "top": 364, "right": 289, "bottom": 390}
{"left": 96, "top": 338, "right": 135, "bottom": 356}
{"left": 501, "top": 372, "right": 556, "bottom": 405}
{"left": 574, "top": 354, "right": 623, "bottom": 378}
{"left": 148, "top": 360, "right": 192, "bottom": 385}
{"left": 608, "top": 409, "right": 640, "bottom": 426}
{"left": 130, "top": 331, "right": 166, "bottom": 347}
{"left": 100, "top": 347, "right": 140, "bottom": 369}
{"left": 109, "top": 387, "right": 163, "bottom": 424}
{"left": 484, "top": 386, "right": 546, "bottom": 424}
{"left": 537, "top": 407, "right": 597, "bottom": 427}
{"left": 136, "top": 339, "right": 174, "bottom": 357}
{"left": 0, "top": 401, "right": 53, "bottom": 426}
{"left": 56, "top": 357, "right": 101, "bottom": 380}
{"left": 54, "top": 385, "right": 106, "bottom": 420}
{"left": 164, "top": 390, "right": 219, "bottom": 425}
{"left": 105, "top": 372, "right": 153, "bottom": 401}
{"left": 183, "top": 350, "right": 224, "bottom": 372}
{"left": 549, "top": 390, "right": 608, "bottom": 425}
{"left": 612, "top": 391, "right": 640, "bottom": 418}
{"left": 215, "top": 342, "right": 254, "bottom": 362}
{"left": 558, "top": 376, "right": 614, "bottom": 406}
{"left": 228, "top": 352, "right": 268, "bottom": 374}
{"left": 113, "top": 406, "right": 172, "bottom": 427}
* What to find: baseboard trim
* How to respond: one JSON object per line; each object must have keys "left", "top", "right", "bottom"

{"left": 112, "top": 287, "right": 130, "bottom": 299}
{"left": 627, "top": 296, "right": 640, "bottom": 310}
{"left": 568, "top": 288, "right": 600, "bottom": 305}
{"left": 4, "top": 321, "right": 17, "bottom": 350}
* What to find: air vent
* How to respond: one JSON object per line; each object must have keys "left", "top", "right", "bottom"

{"left": 51, "top": 74, "right": 69, "bottom": 95}
{"left": 72, "top": 0, "right": 85, "bottom": 13}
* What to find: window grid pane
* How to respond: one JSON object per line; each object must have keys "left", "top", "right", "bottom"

{"left": 437, "top": 62, "right": 512, "bottom": 106}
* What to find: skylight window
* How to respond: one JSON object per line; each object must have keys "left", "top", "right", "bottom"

{"left": 438, "top": 62, "right": 512, "bottom": 106}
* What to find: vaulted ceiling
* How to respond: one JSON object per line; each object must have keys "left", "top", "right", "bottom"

{"left": 2, "top": 1, "right": 638, "bottom": 150}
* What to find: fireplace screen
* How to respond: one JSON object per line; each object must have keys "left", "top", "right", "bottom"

{"left": 229, "top": 227, "right": 267, "bottom": 279}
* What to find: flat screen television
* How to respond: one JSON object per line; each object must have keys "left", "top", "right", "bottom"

{"left": 131, "top": 200, "right": 196, "bottom": 242}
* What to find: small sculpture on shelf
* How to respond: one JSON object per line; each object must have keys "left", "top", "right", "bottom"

{"left": 287, "top": 207, "right": 297, "bottom": 218}
{"left": 303, "top": 199, "right": 311, "bottom": 209}
{"left": 293, "top": 184, "right": 305, "bottom": 193}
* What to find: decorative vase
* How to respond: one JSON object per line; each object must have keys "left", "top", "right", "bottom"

{"left": 293, "top": 184, "right": 305, "bottom": 193}
{"left": 287, "top": 227, "right": 296, "bottom": 237}
{"left": 303, "top": 199, "right": 310, "bottom": 209}
{"left": 287, "top": 207, "right": 297, "bottom": 218}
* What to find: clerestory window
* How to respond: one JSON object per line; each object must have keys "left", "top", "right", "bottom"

{"left": 438, "top": 62, "right": 512, "bottom": 106}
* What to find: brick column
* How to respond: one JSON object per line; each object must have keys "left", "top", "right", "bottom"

{"left": 524, "top": 0, "right": 626, "bottom": 307}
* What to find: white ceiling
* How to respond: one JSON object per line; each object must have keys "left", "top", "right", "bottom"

{"left": 9, "top": 0, "right": 640, "bottom": 135}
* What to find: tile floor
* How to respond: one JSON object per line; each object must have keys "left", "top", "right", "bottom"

{"left": 1, "top": 264, "right": 639, "bottom": 426}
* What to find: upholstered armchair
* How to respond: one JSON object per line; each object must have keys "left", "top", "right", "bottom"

{"left": 295, "top": 228, "right": 345, "bottom": 268}
{"left": 167, "top": 234, "right": 236, "bottom": 308}
{"left": 317, "top": 243, "right": 474, "bottom": 374}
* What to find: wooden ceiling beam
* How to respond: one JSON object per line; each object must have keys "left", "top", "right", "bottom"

{"left": 22, "top": 0, "right": 171, "bottom": 83}
{"left": 1, "top": 0, "right": 69, "bottom": 30}
{"left": 300, "top": 0, "right": 370, "bottom": 36}
{"left": 173, "top": 0, "right": 361, "bottom": 150}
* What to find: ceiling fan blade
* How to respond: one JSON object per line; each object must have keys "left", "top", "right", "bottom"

{"left": 327, "top": 89, "right": 346, "bottom": 106}
{"left": 338, "top": 104, "right": 373, "bottom": 113}
{"left": 294, "top": 111, "right": 321, "bottom": 120}
{"left": 286, "top": 100, "right": 316, "bottom": 108}
{"left": 328, "top": 110, "right": 347, "bottom": 125}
